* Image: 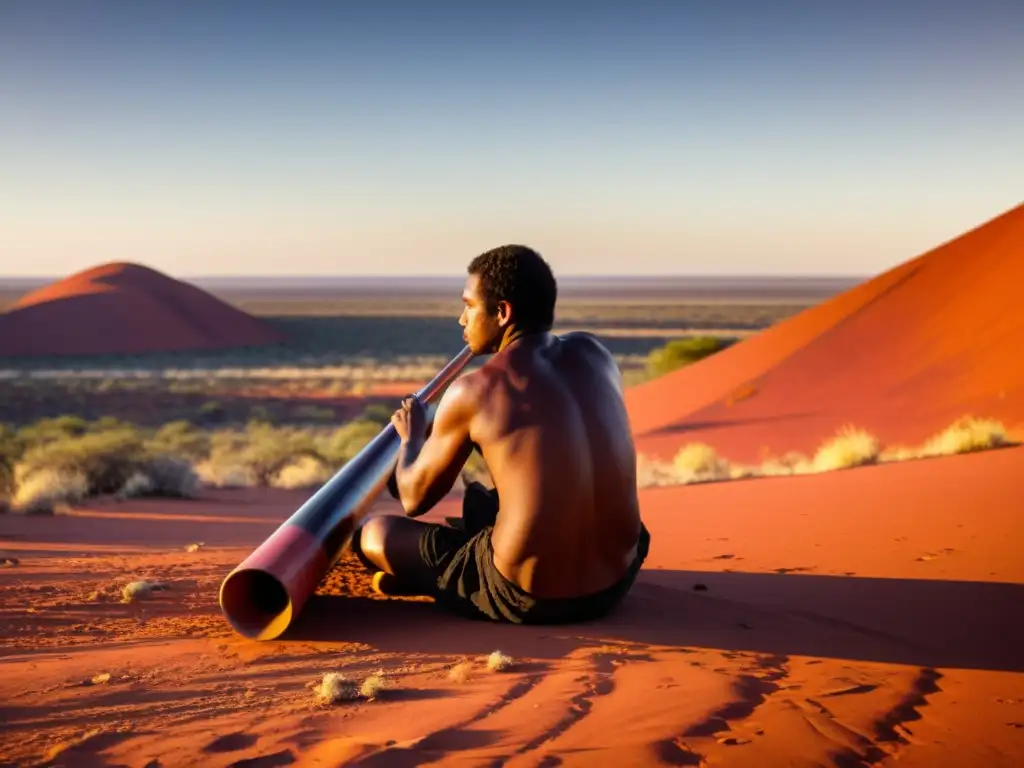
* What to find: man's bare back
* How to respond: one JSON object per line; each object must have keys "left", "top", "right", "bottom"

{"left": 355, "top": 245, "right": 649, "bottom": 623}
{"left": 463, "top": 332, "right": 642, "bottom": 598}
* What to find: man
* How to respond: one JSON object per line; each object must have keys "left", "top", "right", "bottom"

{"left": 352, "top": 245, "right": 650, "bottom": 624}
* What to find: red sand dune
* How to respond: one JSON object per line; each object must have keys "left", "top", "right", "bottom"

{"left": 628, "top": 202, "right": 1024, "bottom": 462}
{"left": 0, "top": 262, "right": 287, "bottom": 357}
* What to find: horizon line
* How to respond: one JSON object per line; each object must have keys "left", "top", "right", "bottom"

{"left": 0, "top": 272, "right": 872, "bottom": 282}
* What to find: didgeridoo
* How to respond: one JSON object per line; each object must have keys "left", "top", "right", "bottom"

{"left": 219, "top": 345, "right": 474, "bottom": 640}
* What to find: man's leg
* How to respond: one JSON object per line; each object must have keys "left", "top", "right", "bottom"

{"left": 354, "top": 515, "right": 437, "bottom": 590}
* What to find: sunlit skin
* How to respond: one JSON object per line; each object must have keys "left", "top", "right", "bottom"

{"left": 363, "top": 273, "right": 643, "bottom": 599}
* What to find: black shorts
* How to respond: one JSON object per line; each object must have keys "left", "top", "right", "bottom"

{"left": 418, "top": 482, "right": 651, "bottom": 624}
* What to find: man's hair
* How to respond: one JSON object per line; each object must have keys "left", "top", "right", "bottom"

{"left": 467, "top": 245, "right": 557, "bottom": 331}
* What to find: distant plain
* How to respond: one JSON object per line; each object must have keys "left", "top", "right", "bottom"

{"left": 0, "top": 276, "right": 856, "bottom": 426}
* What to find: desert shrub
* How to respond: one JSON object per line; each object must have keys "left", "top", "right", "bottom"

{"left": 293, "top": 404, "right": 337, "bottom": 424}
{"left": 15, "top": 415, "right": 90, "bottom": 448}
{"left": 918, "top": 416, "right": 1010, "bottom": 457}
{"left": 146, "top": 420, "right": 210, "bottom": 461}
{"left": 118, "top": 472, "right": 154, "bottom": 498}
{"left": 90, "top": 416, "right": 130, "bottom": 432}
{"left": 0, "top": 425, "right": 17, "bottom": 497}
{"left": 16, "top": 427, "right": 146, "bottom": 495}
{"left": 197, "top": 401, "right": 226, "bottom": 425}
{"left": 672, "top": 442, "right": 730, "bottom": 482}
{"left": 119, "top": 456, "right": 200, "bottom": 499}
{"left": 198, "top": 423, "right": 321, "bottom": 487}
{"left": 645, "top": 336, "right": 729, "bottom": 380}
{"left": 318, "top": 420, "right": 381, "bottom": 466}
{"left": 758, "top": 451, "right": 813, "bottom": 477}
{"left": 811, "top": 425, "right": 880, "bottom": 472}
{"left": 272, "top": 455, "right": 334, "bottom": 489}
{"left": 12, "top": 467, "right": 88, "bottom": 513}
{"left": 360, "top": 403, "right": 395, "bottom": 425}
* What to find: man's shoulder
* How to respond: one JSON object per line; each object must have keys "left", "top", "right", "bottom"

{"left": 558, "top": 331, "right": 614, "bottom": 361}
{"left": 440, "top": 367, "right": 488, "bottom": 410}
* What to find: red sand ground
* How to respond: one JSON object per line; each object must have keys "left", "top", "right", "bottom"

{"left": 1, "top": 451, "right": 1021, "bottom": 767}
{"left": 1, "top": 206, "right": 1023, "bottom": 765}
{"left": 628, "top": 202, "right": 1024, "bottom": 463}
{"left": 0, "top": 262, "right": 286, "bottom": 357}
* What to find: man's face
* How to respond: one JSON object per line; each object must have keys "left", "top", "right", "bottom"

{"left": 459, "top": 274, "right": 503, "bottom": 355}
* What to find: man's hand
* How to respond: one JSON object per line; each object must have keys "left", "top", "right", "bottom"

{"left": 392, "top": 395, "right": 427, "bottom": 444}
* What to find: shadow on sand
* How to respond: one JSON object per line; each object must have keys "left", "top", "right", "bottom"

{"left": 284, "top": 569, "right": 1024, "bottom": 673}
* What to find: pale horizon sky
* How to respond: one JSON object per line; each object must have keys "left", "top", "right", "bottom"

{"left": 1, "top": 1, "right": 1021, "bottom": 279}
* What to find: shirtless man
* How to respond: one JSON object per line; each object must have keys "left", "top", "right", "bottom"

{"left": 352, "top": 245, "right": 650, "bottom": 623}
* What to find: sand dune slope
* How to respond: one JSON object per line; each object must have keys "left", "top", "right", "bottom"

{"left": 2, "top": 448, "right": 1022, "bottom": 766}
{"left": 629, "top": 203, "right": 1024, "bottom": 461}
{"left": 0, "top": 262, "right": 286, "bottom": 357}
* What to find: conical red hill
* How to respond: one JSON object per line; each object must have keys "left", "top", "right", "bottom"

{"left": 628, "top": 202, "right": 1024, "bottom": 463}
{"left": 0, "top": 262, "right": 287, "bottom": 357}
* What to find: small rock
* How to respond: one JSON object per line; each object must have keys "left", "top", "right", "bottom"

{"left": 693, "top": 583, "right": 708, "bottom": 591}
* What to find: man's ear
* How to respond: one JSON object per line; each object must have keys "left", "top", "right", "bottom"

{"left": 495, "top": 300, "right": 513, "bottom": 327}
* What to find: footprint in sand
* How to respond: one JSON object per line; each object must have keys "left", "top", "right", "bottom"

{"left": 917, "top": 548, "right": 957, "bottom": 562}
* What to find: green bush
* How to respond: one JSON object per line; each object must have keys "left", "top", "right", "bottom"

{"left": 15, "top": 415, "right": 90, "bottom": 448}
{"left": 318, "top": 420, "right": 382, "bottom": 467}
{"left": 644, "top": 336, "right": 729, "bottom": 380}
{"left": 16, "top": 427, "right": 146, "bottom": 495}
{"left": 146, "top": 420, "right": 210, "bottom": 460}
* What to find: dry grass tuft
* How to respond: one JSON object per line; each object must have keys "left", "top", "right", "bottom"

{"left": 120, "top": 579, "right": 167, "bottom": 603}
{"left": 448, "top": 660, "right": 473, "bottom": 683}
{"left": 185, "top": 542, "right": 205, "bottom": 553}
{"left": 672, "top": 443, "right": 731, "bottom": 483}
{"left": 486, "top": 651, "right": 515, "bottom": 672}
{"left": 90, "top": 672, "right": 111, "bottom": 685}
{"left": 636, "top": 415, "right": 1016, "bottom": 490}
{"left": 272, "top": 455, "right": 334, "bottom": 489}
{"left": 12, "top": 467, "right": 88, "bottom": 513}
{"left": 194, "top": 459, "right": 255, "bottom": 489}
{"left": 313, "top": 672, "right": 359, "bottom": 705}
{"left": 917, "top": 416, "right": 1010, "bottom": 458}
{"left": 359, "top": 670, "right": 390, "bottom": 700}
{"left": 811, "top": 425, "right": 880, "bottom": 472}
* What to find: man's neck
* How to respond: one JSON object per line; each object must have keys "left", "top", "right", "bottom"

{"left": 497, "top": 326, "right": 545, "bottom": 353}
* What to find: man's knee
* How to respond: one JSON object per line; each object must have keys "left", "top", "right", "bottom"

{"left": 354, "top": 516, "right": 391, "bottom": 570}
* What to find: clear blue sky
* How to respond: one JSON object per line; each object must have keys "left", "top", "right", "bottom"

{"left": 1, "top": 1, "right": 1021, "bottom": 278}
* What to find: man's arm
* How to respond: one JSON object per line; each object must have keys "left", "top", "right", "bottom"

{"left": 394, "top": 379, "right": 475, "bottom": 517}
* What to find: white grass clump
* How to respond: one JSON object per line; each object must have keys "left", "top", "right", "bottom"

{"left": 917, "top": 416, "right": 1010, "bottom": 458}
{"left": 120, "top": 579, "right": 165, "bottom": 603}
{"left": 271, "top": 456, "right": 334, "bottom": 490}
{"left": 143, "top": 456, "right": 200, "bottom": 498}
{"left": 359, "top": 670, "right": 390, "bottom": 699}
{"left": 117, "top": 472, "right": 153, "bottom": 498}
{"left": 635, "top": 415, "right": 1016, "bottom": 490}
{"left": 12, "top": 467, "right": 88, "bottom": 513}
{"left": 635, "top": 454, "right": 677, "bottom": 488}
{"left": 811, "top": 425, "right": 880, "bottom": 473}
{"left": 448, "top": 661, "right": 473, "bottom": 683}
{"left": 486, "top": 651, "right": 515, "bottom": 672}
{"left": 194, "top": 460, "right": 255, "bottom": 488}
{"left": 313, "top": 672, "right": 359, "bottom": 704}
{"left": 672, "top": 443, "right": 731, "bottom": 483}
